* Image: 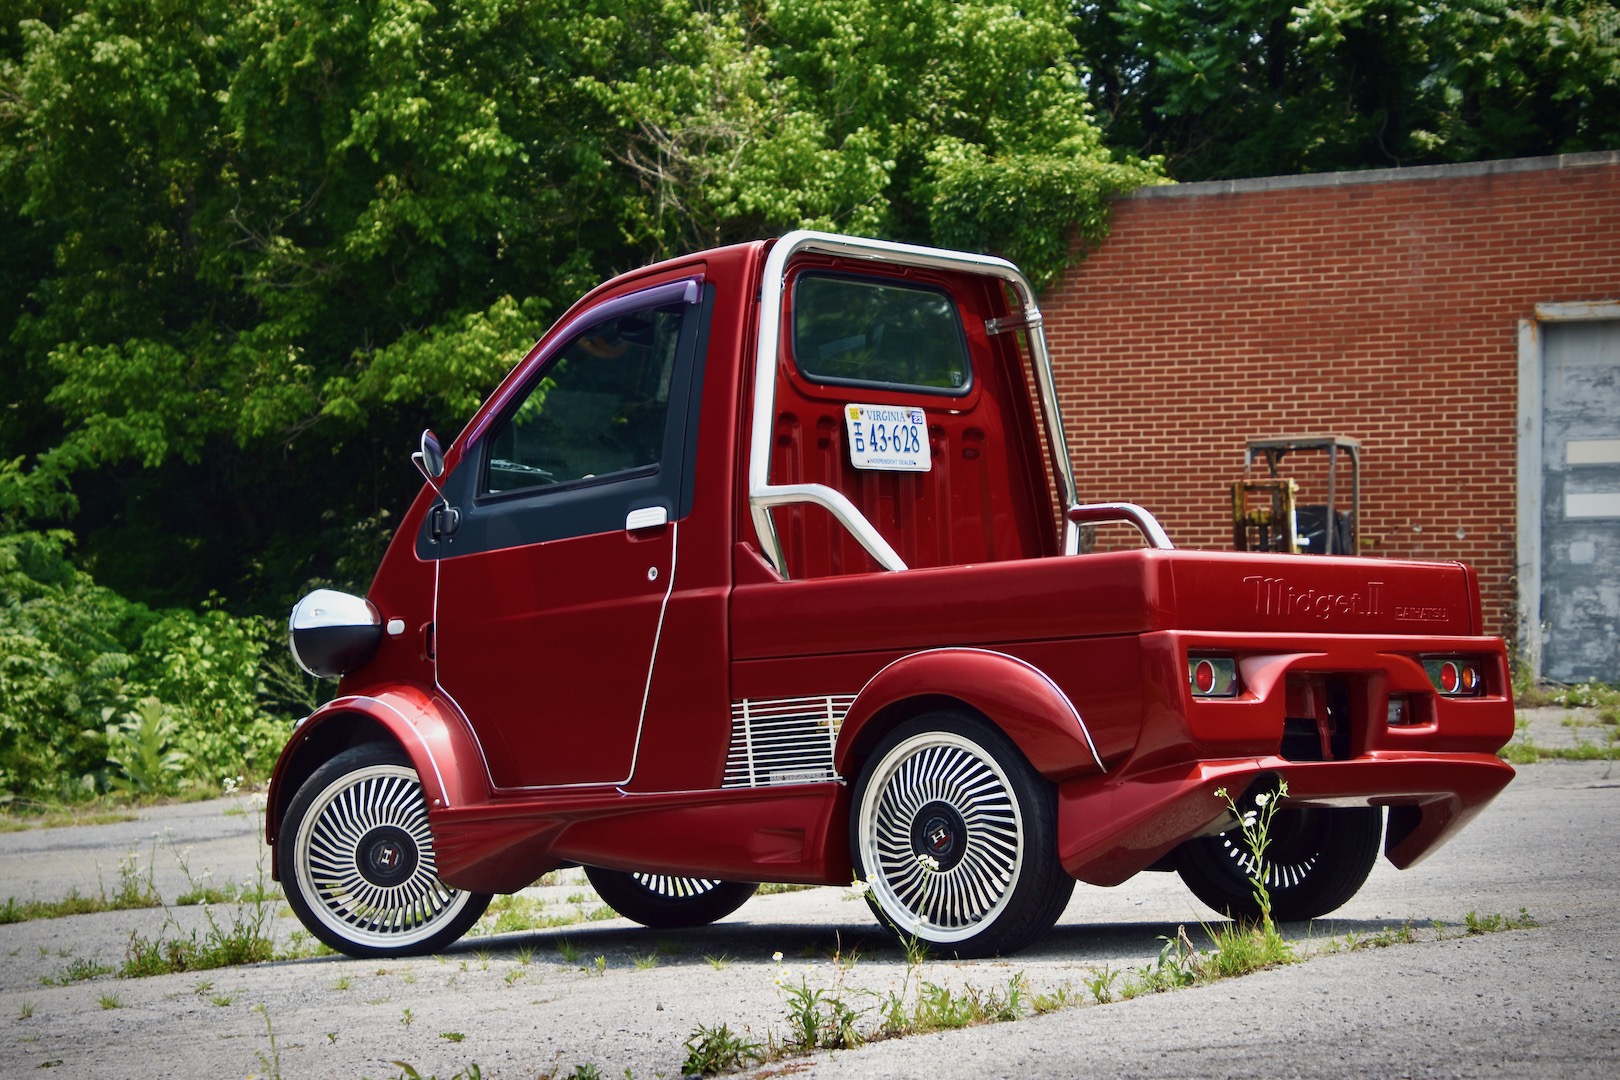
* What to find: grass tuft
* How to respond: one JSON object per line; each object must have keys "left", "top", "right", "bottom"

{"left": 682, "top": 1023, "right": 763, "bottom": 1077}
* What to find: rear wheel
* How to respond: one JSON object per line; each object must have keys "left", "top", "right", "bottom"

{"left": 583, "top": 868, "right": 757, "bottom": 929}
{"left": 849, "top": 712, "right": 1073, "bottom": 958}
{"left": 279, "top": 744, "right": 491, "bottom": 958}
{"left": 1175, "top": 805, "right": 1383, "bottom": 922}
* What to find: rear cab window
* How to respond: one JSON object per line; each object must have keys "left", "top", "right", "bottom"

{"left": 792, "top": 274, "right": 972, "bottom": 395}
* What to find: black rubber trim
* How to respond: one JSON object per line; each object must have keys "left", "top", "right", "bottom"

{"left": 416, "top": 284, "right": 713, "bottom": 560}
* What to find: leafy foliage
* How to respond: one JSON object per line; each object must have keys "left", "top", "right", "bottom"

{"left": 1077, "top": 0, "right": 1620, "bottom": 180}
{"left": 0, "top": 529, "right": 293, "bottom": 801}
{"left": 0, "top": 0, "right": 1148, "bottom": 615}
{"left": 1, "top": 530, "right": 143, "bottom": 798}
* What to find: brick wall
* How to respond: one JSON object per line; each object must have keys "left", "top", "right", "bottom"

{"left": 1043, "top": 152, "right": 1620, "bottom": 640}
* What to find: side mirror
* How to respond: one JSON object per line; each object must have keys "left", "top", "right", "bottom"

{"left": 412, "top": 429, "right": 445, "bottom": 481}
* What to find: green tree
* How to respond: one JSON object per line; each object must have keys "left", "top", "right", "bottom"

{"left": 1076, "top": 0, "right": 1620, "bottom": 180}
{"left": 583, "top": 0, "right": 1155, "bottom": 280}
{"left": 0, "top": 528, "right": 294, "bottom": 801}
{"left": 2, "top": 0, "right": 1148, "bottom": 612}
{"left": 2, "top": 0, "right": 650, "bottom": 604}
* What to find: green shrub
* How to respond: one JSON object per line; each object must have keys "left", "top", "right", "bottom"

{"left": 138, "top": 606, "right": 288, "bottom": 785}
{"left": 1, "top": 530, "right": 293, "bottom": 803}
{"left": 0, "top": 531, "right": 145, "bottom": 798}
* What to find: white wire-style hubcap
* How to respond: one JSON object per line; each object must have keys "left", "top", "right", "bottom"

{"left": 858, "top": 731, "right": 1025, "bottom": 942}
{"left": 631, "top": 874, "right": 724, "bottom": 898}
{"left": 293, "top": 763, "right": 473, "bottom": 950}
{"left": 1217, "top": 811, "right": 1320, "bottom": 889}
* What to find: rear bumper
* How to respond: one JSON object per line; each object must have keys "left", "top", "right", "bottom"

{"left": 1056, "top": 751, "right": 1515, "bottom": 886}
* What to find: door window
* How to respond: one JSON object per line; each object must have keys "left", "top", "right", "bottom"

{"left": 417, "top": 284, "right": 708, "bottom": 561}
{"left": 485, "top": 307, "right": 685, "bottom": 495}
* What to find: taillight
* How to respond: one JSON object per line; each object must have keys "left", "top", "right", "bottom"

{"left": 1423, "top": 657, "right": 1486, "bottom": 697}
{"left": 1188, "top": 657, "right": 1238, "bottom": 697}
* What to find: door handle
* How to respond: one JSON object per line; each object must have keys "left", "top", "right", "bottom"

{"left": 625, "top": 506, "right": 669, "bottom": 532}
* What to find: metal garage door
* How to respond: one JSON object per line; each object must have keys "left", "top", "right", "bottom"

{"left": 1541, "top": 320, "right": 1620, "bottom": 683}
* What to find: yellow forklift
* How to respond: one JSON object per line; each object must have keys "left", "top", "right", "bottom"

{"left": 1231, "top": 435, "right": 1361, "bottom": 555}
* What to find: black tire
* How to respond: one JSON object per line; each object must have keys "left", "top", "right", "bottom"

{"left": 279, "top": 744, "right": 491, "bottom": 958}
{"left": 849, "top": 712, "right": 1074, "bottom": 958}
{"left": 583, "top": 868, "right": 757, "bottom": 929}
{"left": 1175, "top": 805, "right": 1383, "bottom": 922}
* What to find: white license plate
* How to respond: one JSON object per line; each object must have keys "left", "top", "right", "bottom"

{"left": 844, "top": 404, "right": 931, "bottom": 472}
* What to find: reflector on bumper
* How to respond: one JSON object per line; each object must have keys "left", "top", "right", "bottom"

{"left": 1188, "top": 656, "right": 1238, "bottom": 697}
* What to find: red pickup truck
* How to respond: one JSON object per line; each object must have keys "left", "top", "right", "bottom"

{"left": 271, "top": 232, "right": 1515, "bottom": 958}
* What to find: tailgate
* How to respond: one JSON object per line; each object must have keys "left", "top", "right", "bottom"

{"left": 1163, "top": 550, "right": 1480, "bottom": 636}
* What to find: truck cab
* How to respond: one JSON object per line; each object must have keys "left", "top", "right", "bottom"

{"left": 271, "top": 232, "right": 1515, "bottom": 958}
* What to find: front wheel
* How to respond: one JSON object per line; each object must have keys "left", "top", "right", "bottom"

{"left": 279, "top": 744, "right": 491, "bottom": 958}
{"left": 1174, "top": 805, "right": 1383, "bottom": 922}
{"left": 583, "top": 867, "right": 757, "bottom": 929}
{"left": 849, "top": 712, "right": 1074, "bottom": 958}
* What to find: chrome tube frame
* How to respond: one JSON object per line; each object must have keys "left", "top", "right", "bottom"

{"left": 747, "top": 231, "right": 1083, "bottom": 576}
{"left": 1065, "top": 503, "right": 1176, "bottom": 551}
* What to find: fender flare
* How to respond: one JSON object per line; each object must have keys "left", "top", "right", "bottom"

{"left": 265, "top": 684, "right": 489, "bottom": 849}
{"left": 834, "top": 648, "right": 1106, "bottom": 782}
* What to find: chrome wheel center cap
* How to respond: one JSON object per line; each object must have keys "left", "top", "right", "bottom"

{"left": 910, "top": 801, "right": 968, "bottom": 873}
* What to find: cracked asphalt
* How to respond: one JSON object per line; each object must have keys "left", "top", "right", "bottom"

{"left": 1, "top": 710, "right": 1615, "bottom": 1078}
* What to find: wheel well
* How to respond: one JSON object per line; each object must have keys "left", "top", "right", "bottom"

{"left": 842, "top": 694, "right": 994, "bottom": 779}
{"left": 270, "top": 714, "right": 395, "bottom": 836}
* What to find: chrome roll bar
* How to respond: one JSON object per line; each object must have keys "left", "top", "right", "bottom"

{"left": 746, "top": 231, "right": 1085, "bottom": 575}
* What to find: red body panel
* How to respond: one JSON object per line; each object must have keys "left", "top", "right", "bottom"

{"left": 429, "top": 784, "right": 847, "bottom": 893}
{"left": 1056, "top": 751, "right": 1514, "bottom": 887}
{"left": 1163, "top": 550, "right": 1482, "bottom": 636}
{"left": 270, "top": 233, "right": 1515, "bottom": 909}
{"left": 265, "top": 686, "right": 488, "bottom": 851}
{"left": 836, "top": 648, "right": 1107, "bottom": 782}
{"left": 435, "top": 524, "right": 673, "bottom": 788}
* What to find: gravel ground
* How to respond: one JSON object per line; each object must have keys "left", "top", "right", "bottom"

{"left": 0, "top": 707, "right": 1613, "bottom": 1079}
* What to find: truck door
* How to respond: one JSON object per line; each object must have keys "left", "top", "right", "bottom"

{"left": 425, "top": 282, "right": 708, "bottom": 789}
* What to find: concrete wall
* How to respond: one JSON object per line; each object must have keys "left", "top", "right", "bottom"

{"left": 1043, "top": 152, "right": 1620, "bottom": 648}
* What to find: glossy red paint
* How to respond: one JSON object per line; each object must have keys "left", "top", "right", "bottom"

{"left": 729, "top": 551, "right": 1169, "bottom": 659}
{"left": 1162, "top": 550, "right": 1483, "bottom": 636}
{"left": 271, "top": 231, "right": 1517, "bottom": 955}
{"left": 436, "top": 522, "right": 676, "bottom": 788}
{"left": 835, "top": 648, "right": 1105, "bottom": 782}
{"left": 429, "top": 784, "right": 847, "bottom": 893}
{"left": 264, "top": 685, "right": 486, "bottom": 849}
{"left": 1055, "top": 751, "right": 1514, "bottom": 886}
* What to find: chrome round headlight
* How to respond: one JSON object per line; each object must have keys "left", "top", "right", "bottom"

{"left": 289, "top": 589, "right": 383, "bottom": 679}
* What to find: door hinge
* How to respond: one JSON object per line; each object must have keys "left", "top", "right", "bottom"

{"left": 430, "top": 505, "right": 461, "bottom": 540}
